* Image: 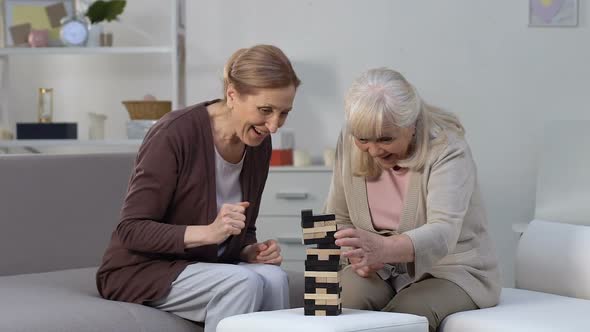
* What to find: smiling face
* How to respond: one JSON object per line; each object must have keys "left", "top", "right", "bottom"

{"left": 226, "top": 84, "right": 296, "bottom": 147}
{"left": 353, "top": 126, "right": 415, "bottom": 169}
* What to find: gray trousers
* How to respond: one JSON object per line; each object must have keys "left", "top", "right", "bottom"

{"left": 146, "top": 262, "right": 289, "bottom": 332}
{"left": 340, "top": 265, "right": 478, "bottom": 332}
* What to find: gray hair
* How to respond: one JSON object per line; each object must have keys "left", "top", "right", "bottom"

{"left": 345, "top": 68, "right": 464, "bottom": 177}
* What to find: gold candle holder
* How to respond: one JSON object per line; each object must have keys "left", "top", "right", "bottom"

{"left": 38, "top": 88, "right": 53, "bottom": 123}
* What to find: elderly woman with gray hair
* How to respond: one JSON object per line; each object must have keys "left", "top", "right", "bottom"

{"left": 328, "top": 68, "right": 500, "bottom": 332}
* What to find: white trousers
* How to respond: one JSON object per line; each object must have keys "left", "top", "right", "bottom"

{"left": 146, "top": 262, "right": 289, "bottom": 332}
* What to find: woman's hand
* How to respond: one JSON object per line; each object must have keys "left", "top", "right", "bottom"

{"left": 208, "top": 201, "right": 250, "bottom": 244}
{"left": 348, "top": 256, "right": 384, "bottom": 278}
{"left": 240, "top": 239, "right": 283, "bottom": 265}
{"left": 335, "top": 227, "right": 415, "bottom": 270}
{"left": 184, "top": 202, "right": 250, "bottom": 248}
{"left": 335, "top": 227, "right": 387, "bottom": 270}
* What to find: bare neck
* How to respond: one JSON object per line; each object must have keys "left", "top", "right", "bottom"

{"left": 207, "top": 101, "right": 245, "bottom": 163}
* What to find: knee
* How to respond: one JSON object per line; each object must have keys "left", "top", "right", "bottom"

{"left": 340, "top": 266, "right": 385, "bottom": 310}
{"left": 230, "top": 268, "right": 264, "bottom": 300}
{"left": 385, "top": 296, "right": 438, "bottom": 332}
{"left": 259, "top": 265, "right": 289, "bottom": 288}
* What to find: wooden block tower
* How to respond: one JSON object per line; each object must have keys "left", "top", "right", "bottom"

{"left": 301, "top": 209, "right": 342, "bottom": 316}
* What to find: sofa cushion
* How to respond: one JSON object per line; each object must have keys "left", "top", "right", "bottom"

{"left": 0, "top": 267, "right": 200, "bottom": 332}
{"left": 440, "top": 288, "right": 590, "bottom": 332}
{"left": 515, "top": 219, "right": 590, "bottom": 299}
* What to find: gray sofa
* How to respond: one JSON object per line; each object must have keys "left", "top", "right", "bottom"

{"left": 0, "top": 153, "right": 304, "bottom": 332}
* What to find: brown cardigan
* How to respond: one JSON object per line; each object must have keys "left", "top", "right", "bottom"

{"left": 96, "top": 100, "right": 272, "bottom": 304}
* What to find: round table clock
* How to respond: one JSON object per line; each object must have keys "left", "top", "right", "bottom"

{"left": 60, "top": 16, "right": 90, "bottom": 46}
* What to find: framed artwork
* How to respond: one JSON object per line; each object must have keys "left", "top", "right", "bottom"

{"left": 529, "top": 0, "right": 578, "bottom": 27}
{"left": 2, "top": 0, "right": 74, "bottom": 47}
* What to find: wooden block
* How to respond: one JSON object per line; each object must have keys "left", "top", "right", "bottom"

{"left": 315, "top": 277, "right": 327, "bottom": 283}
{"left": 305, "top": 271, "right": 338, "bottom": 278}
{"left": 304, "top": 303, "right": 341, "bottom": 310}
{"left": 316, "top": 232, "right": 328, "bottom": 239}
{"left": 303, "top": 233, "right": 338, "bottom": 246}
{"left": 306, "top": 248, "right": 342, "bottom": 256}
{"left": 303, "top": 231, "right": 327, "bottom": 239}
{"left": 308, "top": 220, "right": 336, "bottom": 228}
{"left": 302, "top": 225, "right": 337, "bottom": 234}
{"left": 304, "top": 293, "right": 339, "bottom": 300}
{"left": 306, "top": 254, "right": 341, "bottom": 262}
{"left": 301, "top": 210, "right": 313, "bottom": 217}
{"left": 316, "top": 288, "right": 327, "bottom": 294}
{"left": 315, "top": 299, "right": 326, "bottom": 305}
{"left": 310, "top": 214, "right": 336, "bottom": 222}
{"left": 326, "top": 277, "right": 340, "bottom": 283}
{"left": 304, "top": 306, "right": 341, "bottom": 316}
{"left": 317, "top": 242, "right": 340, "bottom": 249}
{"left": 315, "top": 310, "right": 326, "bottom": 316}
{"left": 305, "top": 283, "right": 341, "bottom": 294}
{"left": 305, "top": 263, "right": 339, "bottom": 272}
{"left": 301, "top": 213, "right": 336, "bottom": 228}
{"left": 317, "top": 254, "right": 341, "bottom": 261}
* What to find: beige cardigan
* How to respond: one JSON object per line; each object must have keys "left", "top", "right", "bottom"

{"left": 325, "top": 128, "right": 501, "bottom": 309}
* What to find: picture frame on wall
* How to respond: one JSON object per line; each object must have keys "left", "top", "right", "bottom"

{"left": 2, "top": 0, "right": 74, "bottom": 47}
{"left": 529, "top": 0, "right": 578, "bottom": 27}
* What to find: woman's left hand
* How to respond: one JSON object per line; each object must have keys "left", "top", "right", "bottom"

{"left": 334, "top": 227, "right": 388, "bottom": 269}
{"left": 240, "top": 239, "right": 283, "bottom": 265}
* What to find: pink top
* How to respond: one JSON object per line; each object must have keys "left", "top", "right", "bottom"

{"left": 366, "top": 167, "right": 410, "bottom": 231}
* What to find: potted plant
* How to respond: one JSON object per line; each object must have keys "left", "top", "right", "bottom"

{"left": 85, "top": 0, "right": 126, "bottom": 47}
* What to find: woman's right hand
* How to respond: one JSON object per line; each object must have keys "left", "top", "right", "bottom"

{"left": 208, "top": 201, "right": 250, "bottom": 244}
{"left": 348, "top": 256, "right": 384, "bottom": 278}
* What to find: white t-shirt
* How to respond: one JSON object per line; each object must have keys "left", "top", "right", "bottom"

{"left": 214, "top": 146, "right": 245, "bottom": 256}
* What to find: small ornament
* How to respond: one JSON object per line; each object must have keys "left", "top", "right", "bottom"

{"left": 28, "top": 29, "right": 49, "bottom": 48}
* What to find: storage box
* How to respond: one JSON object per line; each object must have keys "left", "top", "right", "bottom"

{"left": 270, "top": 149, "right": 293, "bottom": 166}
{"left": 271, "top": 128, "right": 295, "bottom": 166}
{"left": 16, "top": 123, "right": 77, "bottom": 139}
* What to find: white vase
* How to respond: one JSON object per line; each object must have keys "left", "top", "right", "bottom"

{"left": 87, "top": 24, "right": 103, "bottom": 47}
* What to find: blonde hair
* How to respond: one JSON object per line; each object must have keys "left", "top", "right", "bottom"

{"left": 223, "top": 44, "right": 301, "bottom": 99}
{"left": 345, "top": 68, "right": 464, "bottom": 177}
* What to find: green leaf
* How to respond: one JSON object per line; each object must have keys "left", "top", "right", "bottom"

{"left": 85, "top": 0, "right": 126, "bottom": 24}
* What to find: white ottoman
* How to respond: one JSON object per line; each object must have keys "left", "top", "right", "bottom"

{"left": 217, "top": 308, "right": 428, "bottom": 332}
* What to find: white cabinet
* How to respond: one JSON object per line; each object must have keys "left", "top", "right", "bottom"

{"left": 0, "top": 0, "right": 185, "bottom": 152}
{"left": 257, "top": 166, "right": 333, "bottom": 272}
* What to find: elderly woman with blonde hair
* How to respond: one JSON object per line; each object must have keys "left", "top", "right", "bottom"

{"left": 329, "top": 68, "right": 500, "bottom": 332}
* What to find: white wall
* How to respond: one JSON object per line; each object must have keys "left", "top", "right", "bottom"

{"left": 5, "top": 0, "right": 590, "bottom": 286}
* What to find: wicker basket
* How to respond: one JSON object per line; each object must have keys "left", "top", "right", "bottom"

{"left": 122, "top": 100, "right": 172, "bottom": 120}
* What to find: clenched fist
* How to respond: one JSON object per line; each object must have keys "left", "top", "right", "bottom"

{"left": 208, "top": 201, "right": 250, "bottom": 244}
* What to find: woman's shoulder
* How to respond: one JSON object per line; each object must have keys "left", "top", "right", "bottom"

{"left": 426, "top": 130, "right": 472, "bottom": 166}
{"left": 136, "top": 100, "right": 218, "bottom": 156}
{"left": 158, "top": 101, "right": 216, "bottom": 130}
{"left": 149, "top": 100, "right": 219, "bottom": 140}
